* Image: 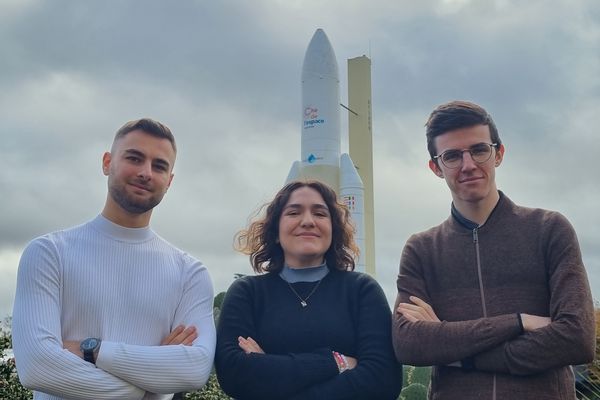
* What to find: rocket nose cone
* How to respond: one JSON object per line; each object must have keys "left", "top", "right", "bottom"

{"left": 302, "top": 29, "right": 339, "bottom": 80}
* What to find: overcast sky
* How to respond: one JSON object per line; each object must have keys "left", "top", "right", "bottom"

{"left": 1, "top": 0, "right": 598, "bottom": 318}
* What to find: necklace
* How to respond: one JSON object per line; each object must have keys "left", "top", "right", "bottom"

{"left": 287, "top": 279, "right": 323, "bottom": 307}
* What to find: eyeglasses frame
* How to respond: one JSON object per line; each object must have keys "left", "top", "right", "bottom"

{"left": 433, "top": 142, "right": 498, "bottom": 169}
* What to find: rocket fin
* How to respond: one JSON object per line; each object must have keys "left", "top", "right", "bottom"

{"left": 285, "top": 161, "right": 301, "bottom": 184}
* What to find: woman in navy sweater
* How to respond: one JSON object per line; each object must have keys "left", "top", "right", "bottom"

{"left": 215, "top": 180, "right": 401, "bottom": 399}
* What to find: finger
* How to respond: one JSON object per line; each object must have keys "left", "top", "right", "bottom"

{"left": 181, "top": 331, "right": 198, "bottom": 346}
{"left": 246, "top": 337, "right": 264, "bottom": 354}
{"left": 238, "top": 336, "right": 263, "bottom": 353}
{"left": 166, "top": 326, "right": 197, "bottom": 345}
{"left": 173, "top": 326, "right": 197, "bottom": 344}
{"left": 238, "top": 337, "right": 255, "bottom": 353}
{"left": 409, "top": 296, "right": 440, "bottom": 322}
{"left": 161, "top": 325, "right": 184, "bottom": 345}
{"left": 397, "top": 303, "right": 431, "bottom": 321}
{"left": 398, "top": 305, "right": 433, "bottom": 322}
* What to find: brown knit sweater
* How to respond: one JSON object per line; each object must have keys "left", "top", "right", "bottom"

{"left": 392, "top": 192, "right": 595, "bottom": 400}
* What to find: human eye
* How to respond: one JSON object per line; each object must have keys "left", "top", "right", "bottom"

{"left": 442, "top": 150, "right": 461, "bottom": 163}
{"left": 126, "top": 155, "right": 141, "bottom": 163}
{"left": 153, "top": 163, "right": 168, "bottom": 172}
{"left": 470, "top": 144, "right": 490, "bottom": 155}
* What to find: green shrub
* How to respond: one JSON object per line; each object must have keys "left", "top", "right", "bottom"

{"left": 400, "top": 382, "right": 428, "bottom": 400}
{"left": 184, "top": 373, "right": 231, "bottom": 399}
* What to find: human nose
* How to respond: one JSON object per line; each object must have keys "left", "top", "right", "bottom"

{"left": 460, "top": 150, "right": 477, "bottom": 170}
{"left": 300, "top": 211, "right": 315, "bottom": 227}
{"left": 137, "top": 162, "right": 152, "bottom": 180}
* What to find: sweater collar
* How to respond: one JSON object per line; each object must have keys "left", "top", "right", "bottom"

{"left": 279, "top": 262, "right": 329, "bottom": 283}
{"left": 90, "top": 214, "right": 155, "bottom": 243}
{"left": 450, "top": 191, "right": 507, "bottom": 231}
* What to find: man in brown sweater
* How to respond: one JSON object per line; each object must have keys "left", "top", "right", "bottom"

{"left": 392, "top": 100, "right": 595, "bottom": 399}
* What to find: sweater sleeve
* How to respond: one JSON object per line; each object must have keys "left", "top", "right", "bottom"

{"left": 95, "top": 259, "right": 216, "bottom": 393}
{"left": 12, "top": 237, "right": 146, "bottom": 400}
{"left": 470, "top": 213, "right": 596, "bottom": 375}
{"left": 288, "top": 275, "right": 402, "bottom": 400}
{"left": 392, "top": 235, "right": 523, "bottom": 366}
{"left": 215, "top": 277, "right": 340, "bottom": 399}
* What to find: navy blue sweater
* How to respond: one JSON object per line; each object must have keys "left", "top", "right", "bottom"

{"left": 215, "top": 269, "right": 402, "bottom": 399}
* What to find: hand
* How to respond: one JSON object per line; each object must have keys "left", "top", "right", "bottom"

{"left": 161, "top": 325, "right": 198, "bottom": 346}
{"left": 345, "top": 355, "right": 357, "bottom": 370}
{"left": 520, "top": 314, "right": 551, "bottom": 331}
{"left": 62, "top": 340, "right": 83, "bottom": 358}
{"left": 396, "top": 296, "right": 441, "bottom": 323}
{"left": 238, "top": 336, "right": 265, "bottom": 354}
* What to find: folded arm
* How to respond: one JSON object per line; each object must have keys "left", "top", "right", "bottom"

{"left": 12, "top": 238, "right": 146, "bottom": 399}
{"left": 470, "top": 215, "right": 595, "bottom": 375}
{"left": 215, "top": 278, "right": 340, "bottom": 399}
{"left": 288, "top": 276, "right": 402, "bottom": 400}
{"left": 392, "top": 239, "right": 523, "bottom": 366}
{"left": 94, "top": 261, "right": 216, "bottom": 393}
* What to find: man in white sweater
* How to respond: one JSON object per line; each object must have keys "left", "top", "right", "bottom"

{"left": 12, "top": 118, "right": 216, "bottom": 399}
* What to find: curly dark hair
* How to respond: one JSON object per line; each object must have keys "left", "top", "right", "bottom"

{"left": 235, "top": 180, "right": 359, "bottom": 273}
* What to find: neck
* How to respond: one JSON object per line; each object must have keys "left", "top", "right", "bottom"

{"left": 102, "top": 196, "right": 152, "bottom": 228}
{"left": 285, "top": 257, "right": 325, "bottom": 269}
{"left": 452, "top": 190, "right": 500, "bottom": 226}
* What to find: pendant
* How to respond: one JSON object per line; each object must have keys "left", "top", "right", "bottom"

{"left": 300, "top": 301, "right": 307, "bottom": 307}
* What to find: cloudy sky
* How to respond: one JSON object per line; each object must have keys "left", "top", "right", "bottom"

{"left": 1, "top": 0, "right": 598, "bottom": 318}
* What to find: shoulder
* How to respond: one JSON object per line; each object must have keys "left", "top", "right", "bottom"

{"left": 22, "top": 221, "right": 90, "bottom": 255}
{"left": 402, "top": 217, "right": 450, "bottom": 253}
{"left": 221, "top": 273, "right": 277, "bottom": 308}
{"left": 228, "top": 273, "right": 276, "bottom": 292}
{"left": 152, "top": 233, "right": 208, "bottom": 272}
{"left": 329, "top": 270, "right": 387, "bottom": 299}
{"left": 504, "top": 197, "right": 574, "bottom": 231}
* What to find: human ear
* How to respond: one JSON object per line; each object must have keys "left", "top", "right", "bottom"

{"left": 102, "top": 152, "right": 111, "bottom": 176}
{"left": 428, "top": 159, "right": 444, "bottom": 178}
{"left": 494, "top": 144, "right": 505, "bottom": 167}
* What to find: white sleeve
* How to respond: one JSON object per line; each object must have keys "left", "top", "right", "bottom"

{"left": 12, "top": 238, "right": 146, "bottom": 400}
{"left": 95, "top": 260, "right": 216, "bottom": 394}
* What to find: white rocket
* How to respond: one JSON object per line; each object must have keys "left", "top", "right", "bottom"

{"left": 286, "top": 29, "right": 366, "bottom": 273}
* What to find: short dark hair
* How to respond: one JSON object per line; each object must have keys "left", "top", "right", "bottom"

{"left": 234, "top": 180, "right": 359, "bottom": 273}
{"left": 425, "top": 101, "right": 500, "bottom": 161}
{"left": 113, "top": 118, "right": 176, "bottom": 153}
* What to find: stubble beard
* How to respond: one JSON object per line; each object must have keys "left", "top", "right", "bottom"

{"left": 108, "top": 180, "right": 163, "bottom": 214}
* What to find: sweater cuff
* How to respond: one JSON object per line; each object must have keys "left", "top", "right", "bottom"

{"left": 95, "top": 340, "right": 117, "bottom": 373}
{"left": 516, "top": 313, "right": 524, "bottom": 334}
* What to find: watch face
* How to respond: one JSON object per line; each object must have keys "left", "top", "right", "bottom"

{"left": 81, "top": 338, "right": 99, "bottom": 351}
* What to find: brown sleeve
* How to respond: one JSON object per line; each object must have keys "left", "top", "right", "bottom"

{"left": 471, "top": 213, "right": 595, "bottom": 375}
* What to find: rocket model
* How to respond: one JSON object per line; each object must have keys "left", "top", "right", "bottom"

{"left": 286, "top": 29, "right": 369, "bottom": 273}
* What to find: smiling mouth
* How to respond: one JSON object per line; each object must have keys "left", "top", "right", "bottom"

{"left": 459, "top": 176, "right": 483, "bottom": 183}
{"left": 130, "top": 183, "right": 151, "bottom": 192}
{"left": 297, "top": 233, "right": 319, "bottom": 238}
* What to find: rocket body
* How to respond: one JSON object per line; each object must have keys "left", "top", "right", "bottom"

{"left": 287, "top": 29, "right": 366, "bottom": 272}
{"left": 299, "top": 28, "right": 341, "bottom": 190}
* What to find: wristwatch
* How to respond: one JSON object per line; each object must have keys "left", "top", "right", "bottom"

{"left": 80, "top": 337, "right": 101, "bottom": 364}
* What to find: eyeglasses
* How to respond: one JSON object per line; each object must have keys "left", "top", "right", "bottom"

{"left": 433, "top": 143, "right": 498, "bottom": 169}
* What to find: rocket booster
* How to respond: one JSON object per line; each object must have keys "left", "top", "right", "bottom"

{"left": 286, "top": 29, "right": 366, "bottom": 272}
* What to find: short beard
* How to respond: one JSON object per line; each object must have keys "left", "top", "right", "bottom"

{"left": 108, "top": 182, "right": 163, "bottom": 214}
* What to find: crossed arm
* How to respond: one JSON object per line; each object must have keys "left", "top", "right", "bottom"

{"left": 398, "top": 296, "right": 550, "bottom": 330}
{"left": 12, "top": 238, "right": 216, "bottom": 399}
{"left": 393, "top": 216, "right": 595, "bottom": 375}
{"left": 215, "top": 276, "right": 401, "bottom": 400}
